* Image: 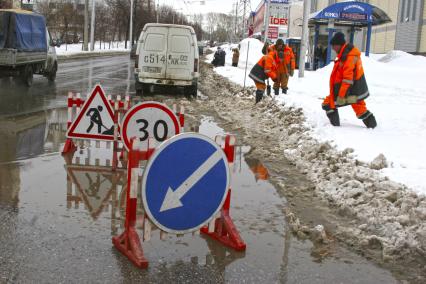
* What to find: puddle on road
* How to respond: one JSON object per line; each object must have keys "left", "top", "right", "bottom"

{"left": 0, "top": 56, "right": 134, "bottom": 118}
{"left": 0, "top": 109, "right": 398, "bottom": 283}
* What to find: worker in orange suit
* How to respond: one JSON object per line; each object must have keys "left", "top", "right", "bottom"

{"left": 249, "top": 49, "right": 279, "bottom": 104}
{"left": 273, "top": 40, "right": 295, "bottom": 95}
{"left": 322, "top": 32, "right": 377, "bottom": 128}
{"left": 262, "top": 39, "right": 295, "bottom": 95}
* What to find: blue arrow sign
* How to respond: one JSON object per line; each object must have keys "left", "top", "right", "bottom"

{"left": 141, "top": 133, "right": 230, "bottom": 234}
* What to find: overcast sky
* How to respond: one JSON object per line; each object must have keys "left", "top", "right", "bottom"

{"left": 163, "top": 0, "right": 263, "bottom": 15}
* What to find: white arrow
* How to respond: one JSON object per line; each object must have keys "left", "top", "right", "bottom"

{"left": 159, "top": 150, "right": 224, "bottom": 212}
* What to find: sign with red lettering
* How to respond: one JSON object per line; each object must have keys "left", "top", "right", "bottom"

{"left": 267, "top": 26, "right": 279, "bottom": 39}
{"left": 269, "top": 17, "right": 288, "bottom": 26}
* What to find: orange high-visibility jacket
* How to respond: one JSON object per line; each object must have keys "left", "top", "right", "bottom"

{"left": 330, "top": 43, "right": 369, "bottom": 106}
{"left": 283, "top": 45, "right": 295, "bottom": 73}
{"left": 265, "top": 44, "right": 295, "bottom": 74}
{"left": 249, "top": 51, "right": 278, "bottom": 83}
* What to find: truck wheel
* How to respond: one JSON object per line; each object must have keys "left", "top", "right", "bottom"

{"left": 135, "top": 80, "right": 143, "bottom": 95}
{"left": 48, "top": 62, "right": 57, "bottom": 82}
{"left": 185, "top": 83, "right": 198, "bottom": 97}
{"left": 21, "top": 65, "right": 33, "bottom": 87}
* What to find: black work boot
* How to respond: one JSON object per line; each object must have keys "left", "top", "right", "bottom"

{"left": 282, "top": 88, "right": 288, "bottom": 94}
{"left": 274, "top": 88, "right": 279, "bottom": 96}
{"left": 255, "top": 90, "right": 264, "bottom": 104}
{"left": 326, "top": 109, "right": 340, "bottom": 126}
{"left": 266, "top": 85, "right": 271, "bottom": 96}
{"left": 362, "top": 113, "right": 377, "bottom": 129}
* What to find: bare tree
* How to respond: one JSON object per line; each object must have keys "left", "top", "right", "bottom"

{"left": 0, "top": 0, "right": 12, "bottom": 9}
{"left": 206, "top": 12, "right": 218, "bottom": 41}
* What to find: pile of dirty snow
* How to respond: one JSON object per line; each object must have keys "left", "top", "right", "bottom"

{"left": 206, "top": 41, "right": 426, "bottom": 195}
{"left": 199, "top": 61, "right": 426, "bottom": 274}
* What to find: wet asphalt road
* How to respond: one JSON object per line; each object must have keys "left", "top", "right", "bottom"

{"left": 0, "top": 56, "right": 400, "bottom": 283}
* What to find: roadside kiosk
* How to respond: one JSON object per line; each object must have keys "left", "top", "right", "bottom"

{"left": 286, "top": 38, "right": 301, "bottom": 69}
{"left": 309, "top": 1, "right": 391, "bottom": 66}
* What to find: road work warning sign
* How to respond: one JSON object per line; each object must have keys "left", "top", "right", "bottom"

{"left": 67, "top": 85, "right": 115, "bottom": 141}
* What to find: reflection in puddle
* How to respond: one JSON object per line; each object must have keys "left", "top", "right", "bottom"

{"left": 246, "top": 157, "right": 270, "bottom": 181}
{"left": 0, "top": 110, "right": 398, "bottom": 282}
{"left": 66, "top": 165, "right": 125, "bottom": 228}
{"left": 0, "top": 108, "right": 68, "bottom": 163}
{"left": 0, "top": 108, "right": 68, "bottom": 207}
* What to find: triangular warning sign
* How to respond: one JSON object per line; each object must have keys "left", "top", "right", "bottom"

{"left": 67, "top": 84, "right": 115, "bottom": 141}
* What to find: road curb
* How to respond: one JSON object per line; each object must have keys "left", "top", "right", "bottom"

{"left": 57, "top": 51, "right": 130, "bottom": 62}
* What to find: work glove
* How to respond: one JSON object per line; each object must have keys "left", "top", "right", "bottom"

{"left": 336, "top": 96, "right": 346, "bottom": 106}
{"left": 346, "top": 95, "right": 357, "bottom": 104}
{"left": 290, "top": 69, "right": 294, "bottom": 77}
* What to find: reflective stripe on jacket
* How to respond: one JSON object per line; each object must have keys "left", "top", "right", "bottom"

{"left": 330, "top": 43, "right": 369, "bottom": 106}
{"left": 249, "top": 51, "right": 278, "bottom": 83}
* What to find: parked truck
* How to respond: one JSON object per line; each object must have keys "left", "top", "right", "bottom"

{"left": 0, "top": 9, "right": 58, "bottom": 87}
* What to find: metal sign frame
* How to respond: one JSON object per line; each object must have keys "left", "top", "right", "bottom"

{"left": 141, "top": 133, "right": 230, "bottom": 234}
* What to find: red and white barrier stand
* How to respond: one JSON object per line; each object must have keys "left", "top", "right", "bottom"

{"left": 113, "top": 134, "right": 246, "bottom": 269}
{"left": 173, "top": 104, "right": 185, "bottom": 132}
{"left": 62, "top": 92, "right": 82, "bottom": 154}
{"left": 62, "top": 91, "right": 131, "bottom": 171}
{"left": 112, "top": 138, "right": 155, "bottom": 268}
{"left": 200, "top": 134, "right": 246, "bottom": 251}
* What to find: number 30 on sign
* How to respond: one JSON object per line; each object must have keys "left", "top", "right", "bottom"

{"left": 120, "top": 101, "right": 181, "bottom": 151}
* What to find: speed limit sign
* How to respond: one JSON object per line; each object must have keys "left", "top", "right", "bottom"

{"left": 121, "top": 101, "right": 180, "bottom": 151}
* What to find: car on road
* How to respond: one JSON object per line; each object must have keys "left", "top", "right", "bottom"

{"left": 0, "top": 9, "right": 58, "bottom": 87}
{"left": 134, "top": 23, "right": 199, "bottom": 97}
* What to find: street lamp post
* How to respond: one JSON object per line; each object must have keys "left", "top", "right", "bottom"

{"left": 298, "top": 0, "right": 310, "bottom": 78}
{"left": 83, "top": 0, "right": 89, "bottom": 51}
{"left": 129, "top": 0, "right": 134, "bottom": 48}
{"left": 90, "top": 0, "right": 95, "bottom": 51}
{"left": 156, "top": 0, "right": 159, "bottom": 23}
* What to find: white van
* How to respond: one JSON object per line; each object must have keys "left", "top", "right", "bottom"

{"left": 135, "top": 23, "right": 199, "bottom": 96}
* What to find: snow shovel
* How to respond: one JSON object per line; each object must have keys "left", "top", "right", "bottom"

{"left": 101, "top": 124, "right": 114, "bottom": 135}
{"left": 266, "top": 79, "right": 271, "bottom": 97}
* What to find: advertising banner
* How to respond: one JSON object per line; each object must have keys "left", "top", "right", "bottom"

{"left": 267, "top": 26, "right": 279, "bottom": 39}
{"left": 268, "top": 0, "right": 290, "bottom": 37}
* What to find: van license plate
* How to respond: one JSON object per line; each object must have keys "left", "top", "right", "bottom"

{"left": 143, "top": 66, "right": 161, "bottom": 73}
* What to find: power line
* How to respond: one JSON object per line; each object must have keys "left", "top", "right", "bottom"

{"left": 238, "top": 0, "right": 251, "bottom": 40}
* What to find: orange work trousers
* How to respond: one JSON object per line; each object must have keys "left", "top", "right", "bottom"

{"left": 323, "top": 95, "right": 368, "bottom": 118}
{"left": 255, "top": 81, "right": 267, "bottom": 91}
{"left": 273, "top": 72, "right": 289, "bottom": 90}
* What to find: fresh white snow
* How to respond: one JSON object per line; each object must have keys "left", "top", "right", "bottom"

{"left": 207, "top": 38, "right": 426, "bottom": 195}
{"left": 56, "top": 41, "right": 129, "bottom": 56}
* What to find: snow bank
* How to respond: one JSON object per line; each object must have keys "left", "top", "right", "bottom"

{"left": 207, "top": 41, "right": 426, "bottom": 195}
{"left": 205, "top": 38, "right": 265, "bottom": 87}
{"left": 56, "top": 41, "right": 128, "bottom": 56}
